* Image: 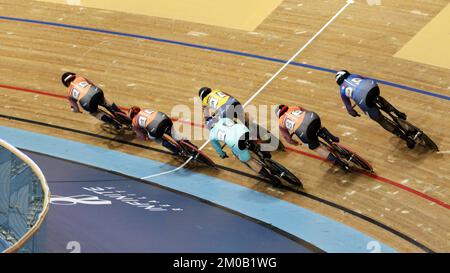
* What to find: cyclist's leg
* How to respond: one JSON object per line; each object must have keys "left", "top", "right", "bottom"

{"left": 369, "top": 109, "right": 415, "bottom": 148}
{"left": 297, "top": 111, "right": 321, "bottom": 144}
{"left": 314, "top": 143, "right": 337, "bottom": 161}
{"left": 243, "top": 157, "right": 279, "bottom": 185}
{"left": 149, "top": 135, "right": 179, "bottom": 155}
{"left": 231, "top": 101, "right": 245, "bottom": 124}
{"left": 92, "top": 87, "right": 114, "bottom": 114}
{"left": 310, "top": 143, "right": 348, "bottom": 170}
{"left": 161, "top": 138, "right": 180, "bottom": 154}
{"left": 163, "top": 119, "right": 182, "bottom": 141}
{"left": 150, "top": 114, "right": 181, "bottom": 154}
{"left": 377, "top": 96, "right": 406, "bottom": 119}
{"left": 243, "top": 112, "right": 260, "bottom": 141}
{"left": 83, "top": 90, "right": 121, "bottom": 129}
{"left": 318, "top": 127, "right": 340, "bottom": 143}
{"left": 370, "top": 109, "right": 401, "bottom": 136}
{"left": 301, "top": 121, "right": 347, "bottom": 169}
{"left": 233, "top": 147, "right": 256, "bottom": 170}
{"left": 92, "top": 110, "right": 122, "bottom": 130}
{"left": 233, "top": 146, "right": 273, "bottom": 179}
{"left": 246, "top": 159, "right": 263, "bottom": 174}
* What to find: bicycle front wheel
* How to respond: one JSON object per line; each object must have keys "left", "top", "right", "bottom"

{"left": 264, "top": 159, "right": 303, "bottom": 188}
{"left": 397, "top": 119, "right": 439, "bottom": 151}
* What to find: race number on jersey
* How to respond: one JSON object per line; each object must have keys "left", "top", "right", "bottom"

{"left": 209, "top": 97, "right": 219, "bottom": 109}
{"left": 208, "top": 92, "right": 228, "bottom": 109}
{"left": 217, "top": 129, "right": 226, "bottom": 141}
{"left": 351, "top": 78, "right": 362, "bottom": 85}
{"left": 223, "top": 119, "right": 235, "bottom": 127}
{"left": 138, "top": 116, "right": 148, "bottom": 128}
{"left": 71, "top": 88, "right": 80, "bottom": 99}
{"left": 215, "top": 91, "right": 227, "bottom": 98}
{"left": 345, "top": 86, "right": 353, "bottom": 98}
{"left": 285, "top": 118, "right": 296, "bottom": 131}
{"left": 290, "top": 109, "right": 304, "bottom": 117}
{"left": 78, "top": 81, "right": 89, "bottom": 88}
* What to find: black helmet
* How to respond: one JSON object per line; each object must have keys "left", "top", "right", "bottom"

{"left": 61, "top": 72, "right": 76, "bottom": 87}
{"left": 335, "top": 70, "right": 350, "bottom": 86}
{"left": 199, "top": 87, "right": 212, "bottom": 100}
{"left": 274, "top": 104, "right": 289, "bottom": 118}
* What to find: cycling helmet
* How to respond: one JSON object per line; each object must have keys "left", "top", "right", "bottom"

{"left": 61, "top": 72, "right": 76, "bottom": 87}
{"left": 128, "top": 106, "right": 141, "bottom": 120}
{"left": 274, "top": 104, "right": 289, "bottom": 118}
{"left": 199, "top": 87, "right": 212, "bottom": 101}
{"left": 335, "top": 70, "right": 350, "bottom": 86}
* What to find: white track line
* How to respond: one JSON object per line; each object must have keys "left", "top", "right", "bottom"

{"left": 141, "top": 0, "right": 354, "bottom": 180}
{"left": 141, "top": 159, "right": 192, "bottom": 179}
{"left": 243, "top": 0, "right": 354, "bottom": 108}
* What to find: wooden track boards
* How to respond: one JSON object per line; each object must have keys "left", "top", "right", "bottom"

{"left": 0, "top": 0, "right": 449, "bottom": 252}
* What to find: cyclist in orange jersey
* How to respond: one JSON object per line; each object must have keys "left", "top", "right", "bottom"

{"left": 128, "top": 106, "right": 183, "bottom": 154}
{"left": 61, "top": 72, "right": 122, "bottom": 130}
{"left": 275, "top": 104, "right": 347, "bottom": 170}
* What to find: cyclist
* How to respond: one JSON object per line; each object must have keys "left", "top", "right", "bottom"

{"left": 207, "top": 117, "right": 277, "bottom": 185}
{"left": 335, "top": 70, "right": 415, "bottom": 148}
{"left": 128, "top": 106, "right": 182, "bottom": 154}
{"left": 275, "top": 104, "right": 348, "bottom": 170}
{"left": 199, "top": 87, "right": 244, "bottom": 122}
{"left": 199, "top": 87, "right": 276, "bottom": 146}
{"left": 61, "top": 72, "right": 122, "bottom": 130}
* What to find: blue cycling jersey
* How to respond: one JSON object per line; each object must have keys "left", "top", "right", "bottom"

{"left": 339, "top": 74, "right": 378, "bottom": 112}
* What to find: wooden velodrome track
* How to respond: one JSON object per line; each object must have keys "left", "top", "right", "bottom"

{"left": 0, "top": 0, "right": 449, "bottom": 252}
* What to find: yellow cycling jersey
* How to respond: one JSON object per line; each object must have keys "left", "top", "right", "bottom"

{"left": 202, "top": 89, "right": 232, "bottom": 111}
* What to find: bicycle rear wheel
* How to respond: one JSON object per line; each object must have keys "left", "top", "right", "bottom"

{"left": 264, "top": 159, "right": 303, "bottom": 188}
{"left": 179, "top": 140, "right": 217, "bottom": 169}
{"left": 332, "top": 143, "right": 373, "bottom": 173}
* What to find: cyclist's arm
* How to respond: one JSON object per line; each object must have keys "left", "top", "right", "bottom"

{"left": 280, "top": 126, "right": 299, "bottom": 145}
{"left": 340, "top": 92, "right": 354, "bottom": 113}
{"left": 68, "top": 97, "right": 81, "bottom": 113}
{"left": 210, "top": 138, "right": 225, "bottom": 157}
{"left": 203, "top": 105, "right": 212, "bottom": 119}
